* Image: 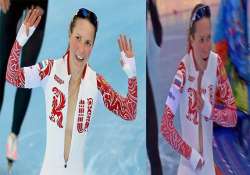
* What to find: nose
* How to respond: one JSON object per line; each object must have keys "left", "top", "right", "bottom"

{"left": 78, "top": 43, "right": 86, "bottom": 54}
{"left": 203, "top": 40, "right": 211, "bottom": 54}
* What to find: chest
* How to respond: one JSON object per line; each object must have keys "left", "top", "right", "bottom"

{"left": 44, "top": 64, "right": 98, "bottom": 135}
{"left": 180, "top": 58, "right": 217, "bottom": 125}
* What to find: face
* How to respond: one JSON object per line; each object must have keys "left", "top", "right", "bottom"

{"left": 69, "top": 18, "right": 95, "bottom": 66}
{"left": 191, "top": 17, "right": 211, "bottom": 71}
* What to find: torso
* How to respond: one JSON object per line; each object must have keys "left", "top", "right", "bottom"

{"left": 178, "top": 51, "right": 219, "bottom": 175}
{"left": 40, "top": 58, "right": 98, "bottom": 175}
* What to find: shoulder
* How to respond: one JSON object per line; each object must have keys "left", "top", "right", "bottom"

{"left": 209, "top": 51, "right": 221, "bottom": 65}
{"left": 96, "top": 73, "right": 105, "bottom": 82}
{"left": 173, "top": 57, "right": 187, "bottom": 91}
{"left": 177, "top": 55, "right": 187, "bottom": 75}
{"left": 35, "top": 59, "right": 55, "bottom": 80}
{"left": 38, "top": 59, "right": 54, "bottom": 68}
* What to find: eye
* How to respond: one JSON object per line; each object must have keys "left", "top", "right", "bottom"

{"left": 200, "top": 37, "right": 205, "bottom": 43}
{"left": 85, "top": 40, "right": 92, "bottom": 47}
{"left": 75, "top": 36, "right": 81, "bottom": 41}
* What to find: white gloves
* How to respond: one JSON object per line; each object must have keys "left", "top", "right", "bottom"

{"left": 120, "top": 51, "right": 136, "bottom": 78}
{"left": 190, "top": 148, "right": 204, "bottom": 170}
{"left": 16, "top": 23, "right": 36, "bottom": 47}
{"left": 201, "top": 94, "right": 212, "bottom": 120}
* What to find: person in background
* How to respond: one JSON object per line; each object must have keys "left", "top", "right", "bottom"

{"left": 0, "top": 0, "right": 48, "bottom": 172}
{"left": 146, "top": 0, "right": 163, "bottom": 174}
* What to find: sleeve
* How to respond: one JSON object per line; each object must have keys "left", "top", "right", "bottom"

{"left": 160, "top": 62, "right": 202, "bottom": 170}
{"left": 211, "top": 56, "right": 237, "bottom": 127}
{"left": 96, "top": 74, "right": 137, "bottom": 120}
{"left": 6, "top": 40, "right": 54, "bottom": 89}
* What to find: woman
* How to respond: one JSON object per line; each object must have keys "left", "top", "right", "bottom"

{"left": 160, "top": 4, "right": 237, "bottom": 175}
{"left": 6, "top": 7, "right": 137, "bottom": 175}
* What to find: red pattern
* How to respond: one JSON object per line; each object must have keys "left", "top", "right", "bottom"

{"left": 212, "top": 57, "right": 237, "bottom": 127}
{"left": 6, "top": 41, "right": 25, "bottom": 87}
{"left": 38, "top": 60, "right": 54, "bottom": 80}
{"left": 77, "top": 99, "right": 85, "bottom": 133}
{"left": 49, "top": 87, "right": 66, "bottom": 128}
{"left": 97, "top": 74, "right": 137, "bottom": 120}
{"left": 83, "top": 98, "right": 93, "bottom": 131}
{"left": 186, "top": 88, "right": 199, "bottom": 125}
{"left": 161, "top": 105, "right": 192, "bottom": 159}
{"left": 77, "top": 98, "right": 94, "bottom": 133}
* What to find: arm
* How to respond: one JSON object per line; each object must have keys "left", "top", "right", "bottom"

{"left": 97, "top": 74, "right": 137, "bottom": 120}
{"left": 96, "top": 35, "right": 137, "bottom": 120}
{"left": 6, "top": 41, "right": 25, "bottom": 88}
{"left": 6, "top": 8, "right": 51, "bottom": 88}
{"left": 211, "top": 56, "right": 237, "bottom": 127}
{"left": 160, "top": 62, "right": 203, "bottom": 170}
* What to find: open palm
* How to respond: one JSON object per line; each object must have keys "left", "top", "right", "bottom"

{"left": 23, "top": 7, "right": 42, "bottom": 35}
{"left": 118, "top": 34, "right": 134, "bottom": 58}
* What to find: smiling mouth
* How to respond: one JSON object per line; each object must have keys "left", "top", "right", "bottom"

{"left": 76, "top": 55, "right": 85, "bottom": 60}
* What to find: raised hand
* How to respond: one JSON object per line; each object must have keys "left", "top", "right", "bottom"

{"left": 23, "top": 7, "right": 42, "bottom": 35}
{"left": 16, "top": 7, "right": 42, "bottom": 46}
{"left": 117, "top": 34, "right": 136, "bottom": 78}
{"left": 118, "top": 34, "right": 134, "bottom": 58}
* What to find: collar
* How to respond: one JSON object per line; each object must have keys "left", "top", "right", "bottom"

{"left": 189, "top": 49, "right": 212, "bottom": 74}
{"left": 189, "top": 49, "right": 199, "bottom": 71}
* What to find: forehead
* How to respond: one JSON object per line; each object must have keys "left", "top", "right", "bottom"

{"left": 194, "top": 17, "right": 211, "bottom": 37}
{"left": 72, "top": 18, "right": 95, "bottom": 38}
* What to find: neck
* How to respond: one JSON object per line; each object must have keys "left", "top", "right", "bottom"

{"left": 191, "top": 49, "right": 205, "bottom": 72}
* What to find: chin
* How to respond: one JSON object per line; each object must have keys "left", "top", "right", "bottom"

{"left": 73, "top": 57, "right": 86, "bottom": 67}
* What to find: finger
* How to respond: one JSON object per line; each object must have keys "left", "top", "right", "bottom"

{"left": 27, "top": 8, "right": 36, "bottom": 25}
{"left": 34, "top": 15, "right": 41, "bottom": 27}
{"left": 0, "top": 1, "right": 2, "bottom": 12}
{"left": 6, "top": 0, "right": 10, "bottom": 12}
{"left": 2, "top": 0, "right": 7, "bottom": 13}
{"left": 36, "top": 6, "right": 44, "bottom": 16}
{"left": 123, "top": 35, "right": 129, "bottom": 51}
{"left": 2, "top": 0, "right": 10, "bottom": 13}
{"left": 120, "top": 34, "right": 126, "bottom": 51}
{"left": 117, "top": 38, "right": 122, "bottom": 52}
{"left": 129, "top": 38, "right": 133, "bottom": 52}
{"left": 24, "top": 9, "right": 32, "bottom": 24}
{"left": 29, "top": 9, "right": 39, "bottom": 26}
